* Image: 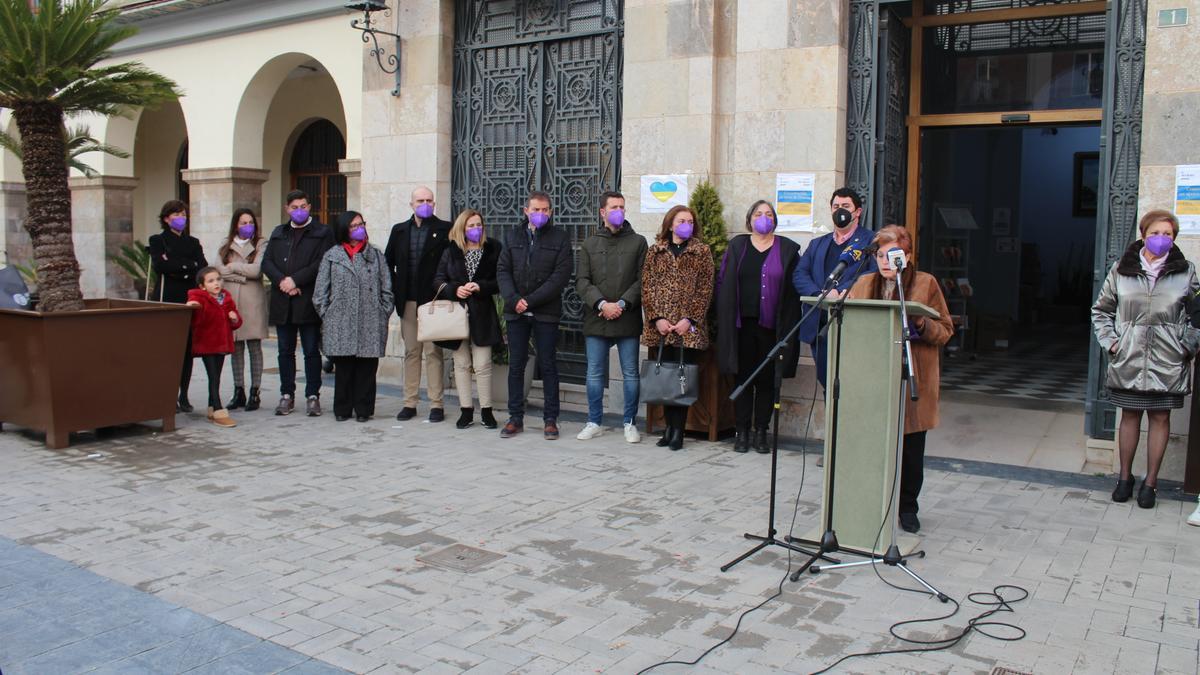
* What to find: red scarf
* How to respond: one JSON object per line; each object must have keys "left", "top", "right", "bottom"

{"left": 342, "top": 239, "right": 366, "bottom": 259}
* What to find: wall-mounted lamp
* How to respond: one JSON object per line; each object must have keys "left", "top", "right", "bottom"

{"left": 346, "top": 1, "right": 401, "bottom": 97}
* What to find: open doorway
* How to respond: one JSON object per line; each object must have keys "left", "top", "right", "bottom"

{"left": 919, "top": 124, "right": 1099, "bottom": 404}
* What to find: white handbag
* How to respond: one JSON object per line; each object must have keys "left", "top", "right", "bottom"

{"left": 416, "top": 284, "right": 470, "bottom": 342}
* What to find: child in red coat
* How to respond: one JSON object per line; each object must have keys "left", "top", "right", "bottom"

{"left": 187, "top": 267, "right": 243, "bottom": 427}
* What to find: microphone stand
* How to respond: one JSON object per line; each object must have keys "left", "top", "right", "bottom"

{"left": 720, "top": 256, "right": 868, "bottom": 573}
{"left": 796, "top": 261, "right": 949, "bottom": 602}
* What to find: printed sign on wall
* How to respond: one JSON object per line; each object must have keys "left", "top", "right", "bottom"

{"left": 639, "top": 174, "right": 689, "bottom": 213}
{"left": 1176, "top": 165, "right": 1200, "bottom": 234}
{"left": 775, "top": 173, "right": 815, "bottom": 233}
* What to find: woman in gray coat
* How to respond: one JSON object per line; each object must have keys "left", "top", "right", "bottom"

{"left": 313, "top": 211, "right": 393, "bottom": 422}
{"left": 1092, "top": 209, "right": 1200, "bottom": 508}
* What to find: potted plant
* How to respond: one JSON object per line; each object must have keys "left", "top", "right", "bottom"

{"left": 0, "top": 0, "right": 185, "bottom": 449}
{"left": 645, "top": 179, "right": 736, "bottom": 441}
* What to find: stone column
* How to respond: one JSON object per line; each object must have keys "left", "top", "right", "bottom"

{"left": 68, "top": 175, "right": 139, "bottom": 299}
{"left": 180, "top": 167, "right": 271, "bottom": 255}
{"left": 339, "top": 158, "right": 362, "bottom": 212}
{"left": 0, "top": 181, "right": 28, "bottom": 266}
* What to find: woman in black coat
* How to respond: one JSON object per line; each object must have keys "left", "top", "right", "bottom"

{"left": 149, "top": 199, "right": 207, "bottom": 412}
{"left": 715, "top": 200, "right": 802, "bottom": 453}
{"left": 433, "top": 209, "right": 503, "bottom": 430}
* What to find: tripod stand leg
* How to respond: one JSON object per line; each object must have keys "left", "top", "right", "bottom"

{"left": 895, "top": 561, "right": 951, "bottom": 602}
{"left": 721, "top": 540, "right": 769, "bottom": 572}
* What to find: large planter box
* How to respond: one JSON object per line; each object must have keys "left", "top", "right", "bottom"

{"left": 0, "top": 298, "right": 192, "bottom": 448}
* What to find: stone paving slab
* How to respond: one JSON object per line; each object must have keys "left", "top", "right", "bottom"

{"left": 0, "top": 534, "right": 347, "bottom": 674}
{"left": 0, "top": 375, "right": 1199, "bottom": 674}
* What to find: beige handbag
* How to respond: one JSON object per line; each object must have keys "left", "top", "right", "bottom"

{"left": 417, "top": 284, "right": 470, "bottom": 341}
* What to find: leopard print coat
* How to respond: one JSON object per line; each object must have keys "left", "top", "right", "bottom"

{"left": 640, "top": 239, "right": 715, "bottom": 350}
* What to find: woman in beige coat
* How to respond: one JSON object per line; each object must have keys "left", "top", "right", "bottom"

{"left": 848, "top": 225, "right": 954, "bottom": 534}
{"left": 214, "top": 208, "right": 269, "bottom": 411}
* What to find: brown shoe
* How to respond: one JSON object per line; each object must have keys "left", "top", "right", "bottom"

{"left": 544, "top": 420, "right": 559, "bottom": 440}
{"left": 500, "top": 419, "right": 523, "bottom": 438}
{"left": 210, "top": 408, "right": 237, "bottom": 428}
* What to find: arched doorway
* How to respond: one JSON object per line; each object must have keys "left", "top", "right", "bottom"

{"left": 289, "top": 119, "right": 346, "bottom": 226}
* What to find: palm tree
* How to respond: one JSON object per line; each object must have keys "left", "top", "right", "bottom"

{"left": 0, "top": 0, "right": 177, "bottom": 311}
{"left": 0, "top": 124, "right": 132, "bottom": 179}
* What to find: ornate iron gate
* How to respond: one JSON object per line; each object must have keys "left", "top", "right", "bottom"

{"left": 846, "top": 2, "right": 908, "bottom": 230}
{"left": 452, "top": 0, "right": 624, "bottom": 383}
{"left": 1086, "top": 0, "right": 1148, "bottom": 439}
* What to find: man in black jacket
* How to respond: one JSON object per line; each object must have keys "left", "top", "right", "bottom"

{"left": 384, "top": 186, "right": 452, "bottom": 423}
{"left": 496, "top": 191, "right": 573, "bottom": 440}
{"left": 262, "top": 189, "right": 335, "bottom": 417}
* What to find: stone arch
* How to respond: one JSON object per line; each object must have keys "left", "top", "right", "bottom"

{"left": 234, "top": 53, "right": 351, "bottom": 170}
{"left": 253, "top": 58, "right": 349, "bottom": 220}
{"left": 129, "top": 100, "right": 189, "bottom": 242}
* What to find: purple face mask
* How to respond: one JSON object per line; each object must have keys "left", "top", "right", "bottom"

{"left": 752, "top": 214, "right": 774, "bottom": 235}
{"left": 168, "top": 216, "right": 187, "bottom": 232}
{"left": 289, "top": 207, "right": 310, "bottom": 225}
{"left": 605, "top": 208, "right": 625, "bottom": 228}
{"left": 466, "top": 226, "right": 484, "bottom": 243}
{"left": 1145, "top": 234, "right": 1173, "bottom": 257}
{"left": 237, "top": 223, "right": 255, "bottom": 239}
{"left": 350, "top": 226, "right": 367, "bottom": 242}
{"left": 415, "top": 203, "right": 434, "bottom": 219}
{"left": 528, "top": 211, "right": 549, "bottom": 228}
{"left": 674, "top": 221, "right": 694, "bottom": 240}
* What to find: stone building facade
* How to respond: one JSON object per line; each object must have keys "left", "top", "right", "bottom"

{"left": 3, "top": 0, "right": 1200, "bottom": 465}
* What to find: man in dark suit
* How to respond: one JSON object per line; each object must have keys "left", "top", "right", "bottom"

{"left": 384, "top": 186, "right": 452, "bottom": 423}
{"left": 792, "top": 187, "right": 877, "bottom": 390}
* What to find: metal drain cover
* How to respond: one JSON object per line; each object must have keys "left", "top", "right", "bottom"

{"left": 416, "top": 544, "right": 505, "bottom": 572}
{"left": 991, "top": 668, "right": 1032, "bottom": 675}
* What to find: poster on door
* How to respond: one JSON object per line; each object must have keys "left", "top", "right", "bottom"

{"left": 775, "top": 172, "right": 815, "bottom": 232}
{"left": 1176, "top": 165, "right": 1200, "bottom": 234}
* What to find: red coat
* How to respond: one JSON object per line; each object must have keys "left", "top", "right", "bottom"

{"left": 188, "top": 288, "right": 243, "bottom": 355}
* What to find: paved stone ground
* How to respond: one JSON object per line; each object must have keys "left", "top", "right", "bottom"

{"left": 1, "top": 379, "right": 1199, "bottom": 674}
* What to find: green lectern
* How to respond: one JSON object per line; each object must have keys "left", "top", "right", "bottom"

{"left": 797, "top": 296, "right": 941, "bottom": 557}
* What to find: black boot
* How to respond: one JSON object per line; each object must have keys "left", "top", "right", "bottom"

{"left": 668, "top": 426, "right": 684, "bottom": 451}
{"left": 480, "top": 407, "right": 498, "bottom": 429}
{"left": 656, "top": 426, "right": 672, "bottom": 447}
{"left": 1112, "top": 476, "right": 1135, "bottom": 502}
{"left": 245, "top": 387, "right": 261, "bottom": 412}
{"left": 227, "top": 386, "right": 246, "bottom": 410}
{"left": 177, "top": 391, "right": 193, "bottom": 413}
{"left": 456, "top": 408, "right": 474, "bottom": 429}
{"left": 754, "top": 428, "right": 770, "bottom": 454}
{"left": 734, "top": 427, "right": 750, "bottom": 453}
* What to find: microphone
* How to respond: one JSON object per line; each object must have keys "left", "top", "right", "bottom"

{"left": 827, "top": 241, "right": 875, "bottom": 284}
{"left": 886, "top": 247, "right": 907, "bottom": 272}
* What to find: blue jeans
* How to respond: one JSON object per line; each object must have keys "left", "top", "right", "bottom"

{"left": 507, "top": 317, "right": 560, "bottom": 422}
{"left": 276, "top": 322, "right": 322, "bottom": 398}
{"left": 585, "top": 335, "right": 640, "bottom": 425}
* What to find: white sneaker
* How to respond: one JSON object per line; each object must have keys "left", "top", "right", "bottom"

{"left": 624, "top": 423, "right": 641, "bottom": 443}
{"left": 576, "top": 422, "right": 604, "bottom": 440}
{"left": 1188, "top": 499, "right": 1200, "bottom": 527}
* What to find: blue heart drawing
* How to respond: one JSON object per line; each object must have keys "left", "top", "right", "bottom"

{"left": 650, "top": 181, "right": 678, "bottom": 202}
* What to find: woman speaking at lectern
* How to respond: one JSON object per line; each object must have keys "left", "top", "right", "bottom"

{"left": 848, "top": 225, "right": 954, "bottom": 534}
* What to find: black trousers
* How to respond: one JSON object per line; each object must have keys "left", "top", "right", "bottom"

{"left": 735, "top": 322, "right": 776, "bottom": 431}
{"left": 331, "top": 356, "right": 379, "bottom": 418}
{"left": 200, "top": 354, "right": 224, "bottom": 410}
{"left": 899, "top": 431, "right": 927, "bottom": 515}
{"left": 179, "top": 329, "right": 194, "bottom": 399}
{"left": 659, "top": 345, "right": 700, "bottom": 430}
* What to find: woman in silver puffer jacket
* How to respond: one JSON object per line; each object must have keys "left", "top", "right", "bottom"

{"left": 1092, "top": 209, "right": 1200, "bottom": 509}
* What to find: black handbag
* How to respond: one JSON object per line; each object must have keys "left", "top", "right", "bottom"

{"left": 0, "top": 266, "right": 31, "bottom": 310}
{"left": 640, "top": 340, "right": 700, "bottom": 407}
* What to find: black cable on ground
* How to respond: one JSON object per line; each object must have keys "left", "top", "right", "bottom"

{"left": 636, "top": 377, "right": 820, "bottom": 674}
